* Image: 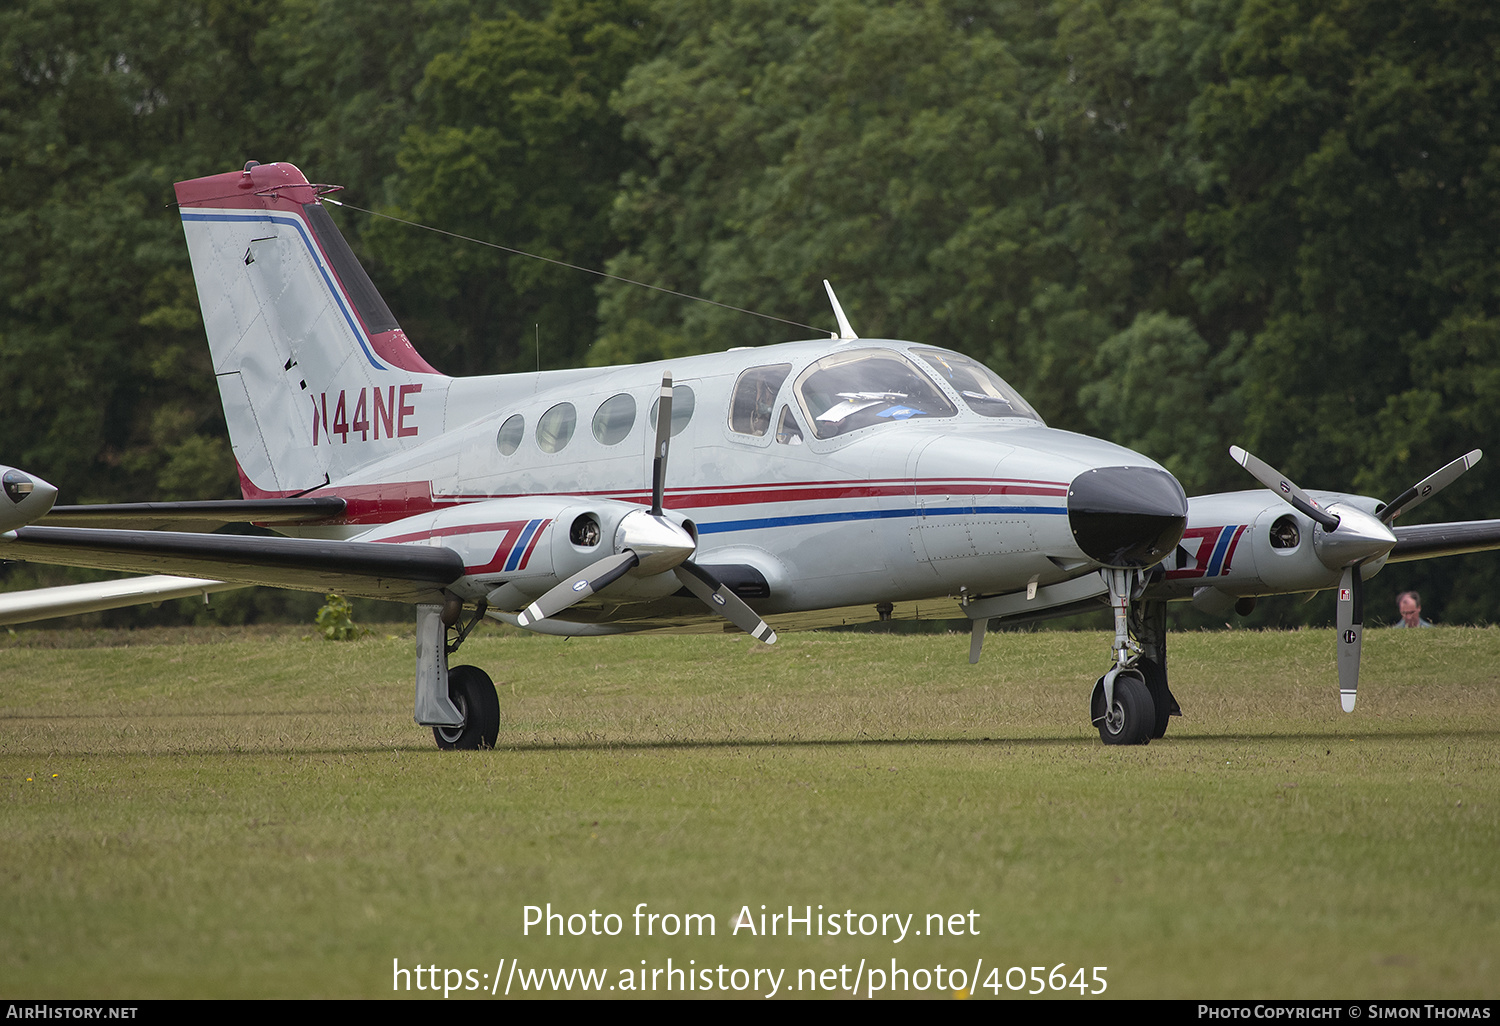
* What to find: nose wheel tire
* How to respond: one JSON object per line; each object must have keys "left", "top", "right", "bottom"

{"left": 1091, "top": 671, "right": 1155, "bottom": 746}
{"left": 432, "top": 665, "right": 500, "bottom": 750}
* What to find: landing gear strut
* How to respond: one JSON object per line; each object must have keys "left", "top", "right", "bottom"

{"left": 1131, "top": 597, "right": 1180, "bottom": 739}
{"left": 1090, "top": 568, "right": 1162, "bottom": 746}
{"left": 415, "top": 597, "right": 500, "bottom": 750}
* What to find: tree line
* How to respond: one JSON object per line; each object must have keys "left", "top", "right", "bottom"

{"left": 3, "top": 0, "right": 1499, "bottom": 626}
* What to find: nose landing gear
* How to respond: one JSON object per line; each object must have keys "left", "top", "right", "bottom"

{"left": 1090, "top": 568, "right": 1156, "bottom": 745}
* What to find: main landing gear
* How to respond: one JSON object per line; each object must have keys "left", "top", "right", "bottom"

{"left": 1090, "top": 569, "right": 1180, "bottom": 745}
{"left": 415, "top": 597, "right": 501, "bottom": 750}
{"left": 433, "top": 664, "right": 500, "bottom": 751}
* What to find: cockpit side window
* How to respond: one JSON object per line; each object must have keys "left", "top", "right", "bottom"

{"left": 794, "top": 349, "right": 957, "bottom": 439}
{"left": 911, "top": 348, "right": 1043, "bottom": 423}
{"left": 729, "top": 364, "right": 792, "bottom": 437}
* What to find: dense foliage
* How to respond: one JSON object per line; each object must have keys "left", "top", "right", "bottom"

{"left": 3, "top": 0, "right": 1498, "bottom": 625}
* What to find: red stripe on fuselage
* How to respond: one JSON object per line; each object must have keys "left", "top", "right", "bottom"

{"left": 517, "top": 518, "right": 551, "bottom": 568}
{"left": 369, "top": 519, "right": 550, "bottom": 576}
{"left": 287, "top": 477, "right": 1071, "bottom": 526}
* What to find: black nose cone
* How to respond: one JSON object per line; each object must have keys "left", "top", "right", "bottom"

{"left": 1067, "top": 466, "right": 1188, "bottom": 569}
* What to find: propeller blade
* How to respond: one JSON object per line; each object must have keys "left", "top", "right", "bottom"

{"left": 651, "top": 372, "right": 673, "bottom": 517}
{"left": 516, "top": 552, "right": 638, "bottom": 627}
{"left": 672, "top": 561, "right": 777, "bottom": 643}
{"left": 1336, "top": 564, "right": 1362, "bottom": 712}
{"left": 1229, "top": 446, "right": 1341, "bottom": 531}
{"left": 969, "top": 617, "right": 986, "bottom": 664}
{"left": 1377, "top": 449, "right": 1482, "bottom": 525}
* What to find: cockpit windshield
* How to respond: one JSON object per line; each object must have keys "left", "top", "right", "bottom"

{"left": 912, "top": 349, "right": 1042, "bottom": 423}
{"left": 794, "top": 349, "right": 958, "bottom": 439}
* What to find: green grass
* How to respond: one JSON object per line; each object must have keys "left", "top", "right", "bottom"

{"left": 0, "top": 624, "right": 1496, "bottom": 999}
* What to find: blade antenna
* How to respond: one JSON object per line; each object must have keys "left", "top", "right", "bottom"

{"left": 823, "top": 280, "right": 859, "bottom": 340}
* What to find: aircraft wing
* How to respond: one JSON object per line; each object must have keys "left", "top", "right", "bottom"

{"left": 1387, "top": 520, "right": 1500, "bottom": 562}
{"left": 1, "top": 526, "right": 464, "bottom": 604}
{"left": 0, "top": 574, "right": 245, "bottom": 626}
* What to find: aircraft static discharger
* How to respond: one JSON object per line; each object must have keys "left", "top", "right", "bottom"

{"left": 4, "top": 161, "right": 1499, "bottom": 747}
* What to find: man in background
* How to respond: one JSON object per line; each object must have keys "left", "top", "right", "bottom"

{"left": 1395, "top": 591, "right": 1433, "bottom": 628}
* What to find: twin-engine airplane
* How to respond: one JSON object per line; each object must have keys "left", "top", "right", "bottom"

{"left": 4, "top": 161, "right": 1499, "bottom": 747}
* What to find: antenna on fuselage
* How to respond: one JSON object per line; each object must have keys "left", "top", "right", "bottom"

{"left": 823, "top": 280, "right": 859, "bottom": 340}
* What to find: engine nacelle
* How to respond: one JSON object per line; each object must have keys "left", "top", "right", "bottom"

{"left": 1149, "top": 489, "right": 1388, "bottom": 605}
{"left": 352, "top": 496, "right": 695, "bottom": 608}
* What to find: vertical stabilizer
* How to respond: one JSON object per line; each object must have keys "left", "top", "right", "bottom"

{"left": 175, "top": 162, "right": 449, "bottom": 497}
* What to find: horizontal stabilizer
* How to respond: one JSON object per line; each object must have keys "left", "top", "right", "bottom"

{"left": 43, "top": 497, "right": 348, "bottom": 532}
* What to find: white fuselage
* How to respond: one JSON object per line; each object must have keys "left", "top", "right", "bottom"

{"left": 298, "top": 338, "right": 1172, "bottom": 624}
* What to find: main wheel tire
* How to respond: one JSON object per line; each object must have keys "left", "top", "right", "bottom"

{"left": 432, "top": 664, "right": 500, "bottom": 750}
{"left": 1091, "top": 671, "right": 1155, "bottom": 746}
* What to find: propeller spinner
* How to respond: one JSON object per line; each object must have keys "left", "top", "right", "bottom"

{"left": 517, "top": 373, "right": 778, "bottom": 644}
{"left": 1230, "top": 446, "right": 1480, "bottom": 711}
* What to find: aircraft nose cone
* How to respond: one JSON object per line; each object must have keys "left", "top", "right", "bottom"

{"left": 1067, "top": 466, "right": 1188, "bottom": 569}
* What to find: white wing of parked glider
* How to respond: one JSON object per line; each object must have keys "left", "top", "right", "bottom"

{"left": 0, "top": 575, "right": 243, "bottom": 626}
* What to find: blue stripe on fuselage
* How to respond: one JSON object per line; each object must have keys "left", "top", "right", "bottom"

{"left": 504, "top": 519, "right": 542, "bottom": 572}
{"left": 696, "top": 504, "right": 1066, "bottom": 535}
{"left": 1204, "top": 526, "right": 1236, "bottom": 577}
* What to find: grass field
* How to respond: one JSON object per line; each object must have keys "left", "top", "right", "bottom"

{"left": 1, "top": 622, "right": 1496, "bottom": 999}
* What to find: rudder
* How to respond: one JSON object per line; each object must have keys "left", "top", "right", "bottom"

{"left": 174, "top": 162, "right": 448, "bottom": 497}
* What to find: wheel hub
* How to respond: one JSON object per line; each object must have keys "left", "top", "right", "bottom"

{"left": 1102, "top": 699, "right": 1125, "bottom": 736}
{"left": 436, "top": 692, "right": 469, "bottom": 745}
